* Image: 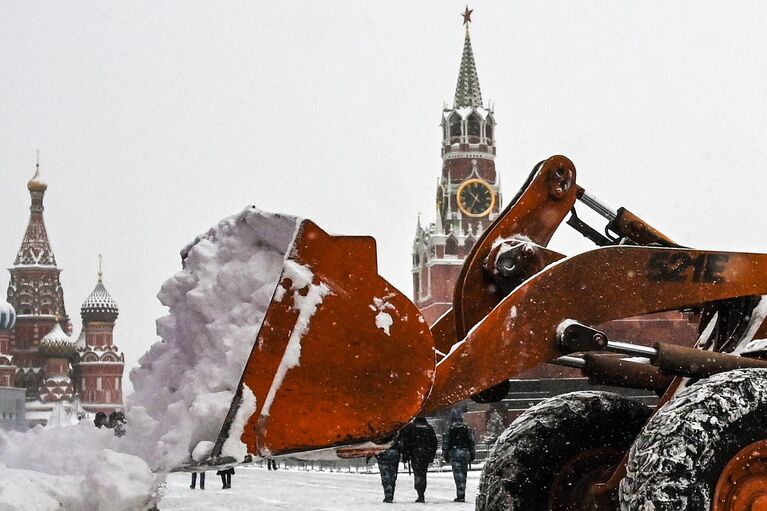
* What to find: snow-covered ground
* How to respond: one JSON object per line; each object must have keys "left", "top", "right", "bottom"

{"left": 159, "top": 466, "right": 480, "bottom": 510}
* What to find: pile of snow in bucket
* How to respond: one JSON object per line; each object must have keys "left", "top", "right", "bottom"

{"left": 0, "top": 206, "right": 300, "bottom": 510}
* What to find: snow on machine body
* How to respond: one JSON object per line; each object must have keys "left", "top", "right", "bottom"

{"left": 194, "top": 156, "right": 767, "bottom": 511}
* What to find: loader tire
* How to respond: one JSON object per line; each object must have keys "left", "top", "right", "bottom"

{"left": 475, "top": 391, "right": 651, "bottom": 511}
{"left": 619, "top": 368, "right": 767, "bottom": 511}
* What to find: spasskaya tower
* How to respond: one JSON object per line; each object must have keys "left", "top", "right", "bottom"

{"left": 412, "top": 7, "right": 502, "bottom": 325}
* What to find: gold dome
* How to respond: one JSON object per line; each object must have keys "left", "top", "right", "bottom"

{"left": 27, "top": 164, "right": 47, "bottom": 192}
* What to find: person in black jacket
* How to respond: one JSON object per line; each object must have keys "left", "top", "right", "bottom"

{"left": 442, "top": 409, "right": 476, "bottom": 502}
{"left": 375, "top": 433, "right": 403, "bottom": 503}
{"left": 216, "top": 467, "right": 234, "bottom": 489}
{"left": 189, "top": 471, "right": 205, "bottom": 490}
{"left": 399, "top": 417, "right": 438, "bottom": 503}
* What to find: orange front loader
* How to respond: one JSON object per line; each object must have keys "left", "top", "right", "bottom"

{"left": 206, "top": 156, "right": 767, "bottom": 511}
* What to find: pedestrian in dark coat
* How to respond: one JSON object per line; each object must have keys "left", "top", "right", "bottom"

{"left": 94, "top": 412, "right": 107, "bottom": 428}
{"left": 399, "top": 417, "right": 438, "bottom": 503}
{"left": 190, "top": 471, "right": 205, "bottom": 490}
{"left": 442, "top": 409, "right": 476, "bottom": 502}
{"left": 216, "top": 467, "right": 234, "bottom": 489}
{"left": 375, "top": 433, "right": 403, "bottom": 503}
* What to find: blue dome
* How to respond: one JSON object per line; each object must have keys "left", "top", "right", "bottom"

{"left": 0, "top": 298, "right": 16, "bottom": 331}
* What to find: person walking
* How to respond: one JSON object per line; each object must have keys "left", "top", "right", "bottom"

{"left": 217, "top": 467, "right": 234, "bottom": 489}
{"left": 93, "top": 412, "right": 107, "bottom": 428}
{"left": 190, "top": 471, "right": 205, "bottom": 490}
{"left": 400, "top": 417, "right": 438, "bottom": 503}
{"left": 375, "top": 433, "right": 403, "bottom": 503}
{"left": 442, "top": 409, "right": 476, "bottom": 502}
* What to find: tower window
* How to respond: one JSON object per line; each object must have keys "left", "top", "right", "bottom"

{"left": 485, "top": 123, "right": 493, "bottom": 142}
{"left": 445, "top": 236, "right": 458, "bottom": 255}
{"left": 449, "top": 114, "right": 462, "bottom": 142}
{"left": 467, "top": 114, "right": 481, "bottom": 138}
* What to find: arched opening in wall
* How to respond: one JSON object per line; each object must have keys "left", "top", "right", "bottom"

{"left": 24, "top": 373, "right": 38, "bottom": 399}
{"left": 485, "top": 120, "right": 494, "bottom": 142}
{"left": 464, "top": 236, "right": 476, "bottom": 254}
{"left": 19, "top": 292, "right": 32, "bottom": 310}
{"left": 83, "top": 353, "right": 98, "bottom": 363}
{"left": 445, "top": 235, "right": 458, "bottom": 255}
{"left": 449, "top": 114, "right": 462, "bottom": 142}
{"left": 467, "top": 113, "right": 481, "bottom": 141}
{"left": 101, "top": 354, "right": 118, "bottom": 362}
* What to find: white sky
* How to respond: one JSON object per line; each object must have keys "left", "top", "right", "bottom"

{"left": 2, "top": 1, "right": 767, "bottom": 392}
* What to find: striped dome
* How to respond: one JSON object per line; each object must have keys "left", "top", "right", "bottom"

{"left": 0, "top": 298, "right": 16, "bottom": 331}
{"left": 39, "top": 322, "right": 76, "bottom": 358}
{"left": 81, "top": 280, "right": 118, "bottom": 323}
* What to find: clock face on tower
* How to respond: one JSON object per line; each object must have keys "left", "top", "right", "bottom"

{"left": 457, "top": 178, "right": 495, "bottom": 217}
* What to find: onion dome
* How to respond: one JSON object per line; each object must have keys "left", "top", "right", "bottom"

{"left": 81, "top": 277, "right": 118, "bottom": 323}
{"left": 0, "top": 298, "right": 16, "bottom": 331}
{"left": 27, "top": 162, "right": 47, "bottom": 193}
{"left": 38, "top": 322, "right": 76, "bottom": 358}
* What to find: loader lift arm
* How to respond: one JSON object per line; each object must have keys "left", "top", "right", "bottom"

{"left": 423, "top": 246, "right": 767, "bottom": 413}
{"left": 436, "top": 155, "right": 680, "bottom": 360}
{"left": 432, "top": 154, "right": 685, "bottom": 404}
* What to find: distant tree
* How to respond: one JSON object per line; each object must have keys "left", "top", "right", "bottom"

{"left": 482, "top": 408, "right": 506, "bottom": 446}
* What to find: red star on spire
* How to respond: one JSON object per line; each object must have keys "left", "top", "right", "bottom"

{"left": 461, "top": 6, "right": 473, "bottom": 25}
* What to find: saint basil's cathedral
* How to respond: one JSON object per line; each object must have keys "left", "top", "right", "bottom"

{"left": 0, "top": 162, "right": 125, "bottom": 428}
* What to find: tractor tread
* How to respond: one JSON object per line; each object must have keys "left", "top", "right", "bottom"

{"left": 620, "top": 368, "right": 767, "bottom": 511}
{"left": 476, "top": 390, "right": 650, "bottom": 511}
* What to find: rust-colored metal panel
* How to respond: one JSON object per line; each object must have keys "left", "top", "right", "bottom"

{"left": 423, "top": 246, "right": 767, "bottom": 413}
{"left": 430, "top": 308, "right": 457, "bottom": 359}
{"left": 452, "top": 155, "right": 578, "bottom": 340}
{"left": 230, "top": 220, "right": 435, "bottom": 456}
{"left": 754, "top": 319, "right": 767, "bottom": 340}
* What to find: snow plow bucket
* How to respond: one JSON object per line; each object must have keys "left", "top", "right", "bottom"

{"left": 215, "top": 218, "right": 435, "bottom": 457}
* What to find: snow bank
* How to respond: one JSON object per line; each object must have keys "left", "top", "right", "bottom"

{"left": 0, "top": 206, "right": 301, "bottom": 510}
{"left": 0, "top": 423, "right": 156, "bottom": 510}
{"left": 128, "top": 206, "right": 300, "bottom": 469}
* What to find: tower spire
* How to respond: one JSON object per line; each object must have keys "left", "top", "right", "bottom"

{"left": 98, "top": 254, "right": 103, "bottom": 282}
{"left": 15, "top": 159, "right": 55, "bottom": 266}
{"left": 454, "top": 6, "right": 483, "bottom": 108}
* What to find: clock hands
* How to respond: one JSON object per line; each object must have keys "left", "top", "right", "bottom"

{"left": 457, "top": 179, "right": 493, "bottom": 216}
